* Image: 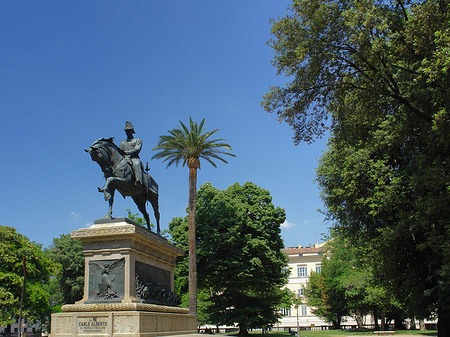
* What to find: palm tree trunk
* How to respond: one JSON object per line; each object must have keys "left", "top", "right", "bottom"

{"left": 188, "top": 165, "right": 198, "bottom": 320}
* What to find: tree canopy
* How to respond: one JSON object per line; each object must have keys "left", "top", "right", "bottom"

{"left": 45, "top": 234, "right": 84, "bottom": 307}
{"left": 306, "top": 236, "right": 404, "bottom": 329}
{"left": 169, "top": 182, "right": 288, "bottom": 335}
{"left": 0, "top": 226, "right": 54, "bottom": 326}
{"left": 263, "top": 0, "right": 450, "bottom": 144}
{"left": 265, "top": 0, "right": 450, "bottom": 334}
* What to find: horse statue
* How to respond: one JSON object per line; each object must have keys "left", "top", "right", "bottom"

{"left": 85, "top": 137, "right": 161, "bottom": 233}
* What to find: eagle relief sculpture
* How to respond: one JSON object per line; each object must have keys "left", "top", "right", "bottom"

{"left": 89, "top": 258, "right": 125, "bottom": 300}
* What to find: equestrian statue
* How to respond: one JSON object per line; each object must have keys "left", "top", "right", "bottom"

{"left": 85, "top": 121, "right": 161, "bottom": 233}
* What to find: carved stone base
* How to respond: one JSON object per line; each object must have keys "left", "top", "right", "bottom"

{"left": 49, "top": 219, "right": 197, "bottom": 336}
{"left": 61, "top": 303, "right": 189, "bottom": 314}
{"left": 49, "top": 310, "right": 197, "bottom": 337}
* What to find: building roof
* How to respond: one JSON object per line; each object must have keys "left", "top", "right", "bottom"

{"left": 282, "top": 241, "right": 328, "bottom": 256}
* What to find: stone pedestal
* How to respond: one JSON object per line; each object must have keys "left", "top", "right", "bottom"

{"left": 50, "top": 218, "right": 197, "bottom": 337}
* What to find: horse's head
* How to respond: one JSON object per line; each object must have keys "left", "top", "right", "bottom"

{"left": 85, "top": 138, "right": 117, "bottom": 173}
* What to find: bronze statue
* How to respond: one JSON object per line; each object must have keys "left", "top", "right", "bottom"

{"left": 120, "top": 121, "right": 144, "bottom": 185}
{"left": 85, "top": 122, "right": 161, "bottom": 233}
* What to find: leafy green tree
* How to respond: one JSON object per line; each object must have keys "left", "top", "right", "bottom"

{"left": 45, "top": 234, "right": 84, "bottom": 306}
{"left": 168, "top": 216, "right": 189, "bottom": 296}
{"left": 169, "top": 182, "right": 288, "bottom": 335}
{"left": 279, "top": 288, "right": 299, "bottom": 314}
{"left": 179, "top": 288, "right": 214, "bottom": 326}
{"left": 316, "top": 136, "right": 435, "bottom": 326}
{"left": 265, "top": 1, "right": 450, "bottom": 334}
{"left": 127, "top": 209, "right": 148, "bottom": 227}
{"left": 196, "top": 182, "right": 288, "bottom": 335}
{"left": 305, "top": 247, "right": 349, "bottom": 328}
{"left": 306, "top": 237, "right": 404, "bottom": 329}
{"left": 0, "top": 226, "right": 53, "bottom": 327}
{"left": 331, "top": 237, "right": 404, "bottom": 329}
{"left": 263, "top": 0, "right": 449, "bottom": 143}
{"left": 127, "top": 209, "right": 169, "bottom": 237}
{"left": 152, "top": 117, "right": 235, "bottom": 316}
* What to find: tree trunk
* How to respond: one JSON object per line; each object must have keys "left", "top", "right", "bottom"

{"left": 438, "top": 305, "right": 450, "bottom": 337}
{"left": 381, "top": 308, "right": 386, "bottom": 331}
{"left": 393, "top": 316, "right": 404, "bottom": 330}
{"left": 409, "top": 317, "right": 416, "bottom": 330}
{"left": 238, "top": 324, "right": 249, "bottom": 336}
{"left": 355, "top": 311, "right": 363, "bottom": 329}
{"left": 188, "top": 165, "right": 198, "bottom": 320}
{"left": 374, "top": 312, "right": 380, "bottom": 330}
{"left": 419, "top": 319, "right": 426, "bottom": 331}
{"left": 332, "top": 319, "right": 341, "bottom": 329}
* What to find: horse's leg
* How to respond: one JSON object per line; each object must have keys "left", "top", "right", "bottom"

{"left": 148, "top": 192, "right": 161, "bottom": 234}
{"left": 99, "top": 177, "right": 115, "bottom": 201}
{"left": 101, "top": 177, "right": 117, "bottom": 219}
{"left": 106, "top": 189, "right": 115, "bottom": 219}
{"left": 132, "top": 195, "right": 151, "bottom": 231}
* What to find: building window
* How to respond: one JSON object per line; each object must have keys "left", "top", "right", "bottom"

{"left": 281, "top": 308, "right": 291, "bottom": 316}
{"left": 297, "top": 265, "right": 307, "bottom": 277}
{"left": 300, "top": 305, "right": 308, "bottom": 316}
{"left": 315, "top": 264, "right": 322, "bottom": 274}
{"left": 298, "top": 288, "right": 305, "bottom": 296}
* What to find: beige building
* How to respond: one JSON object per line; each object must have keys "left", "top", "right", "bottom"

{"left": 275, "top": 242, "right": 332, "bottom": 328}
{"left": 275, "top": 243, "right": 436, "bottom": 330}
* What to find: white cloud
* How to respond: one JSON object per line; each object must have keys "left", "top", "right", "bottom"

{"left": 281, "top": 220, "right": 297, "bottom": 229}
{"left": 69, "top": 211, "right": 80, "bottom": 223}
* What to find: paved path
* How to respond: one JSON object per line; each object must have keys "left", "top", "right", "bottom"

{"left": 165, "top": 335, "right": 204, "bottom": 337}
{"left": 165, "top": 334, "right": 437, "bottom": 337}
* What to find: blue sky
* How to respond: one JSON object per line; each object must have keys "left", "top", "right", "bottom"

{"left": 0, "top": 1, "right": 329, "bottom": 249}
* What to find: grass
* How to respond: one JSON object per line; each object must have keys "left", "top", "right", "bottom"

{"left": 222, "top": 330, "right": 437, "bottom": 337}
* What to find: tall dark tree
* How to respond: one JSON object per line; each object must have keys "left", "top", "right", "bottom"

{"left": 264, "top": 0, "right": 450, "bottom": 334}
{"left": 152, "top": 117, "right": 235, "bottom": 317}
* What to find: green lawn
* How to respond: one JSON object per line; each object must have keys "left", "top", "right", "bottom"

{"left": 222, "top": 330, "right": 437, "bottom": 337}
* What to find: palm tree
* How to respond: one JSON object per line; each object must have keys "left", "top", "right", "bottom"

{"left": 152, "top": 117, "right": 235, "bottom": 317}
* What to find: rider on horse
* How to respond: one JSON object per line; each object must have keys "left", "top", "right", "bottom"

{"left": 86, "top": 124, "right": 161, "bottom": 232}
{"left": 120, "top": 121, "right": 145, "bottom": 186}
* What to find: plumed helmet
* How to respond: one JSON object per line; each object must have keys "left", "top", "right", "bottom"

{"left": 124, "top": 121, "right": 135, "bottom": 133}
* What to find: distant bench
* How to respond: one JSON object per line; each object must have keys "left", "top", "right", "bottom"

{"left": 374, "top": 331, "right": 395, "bottom": 335}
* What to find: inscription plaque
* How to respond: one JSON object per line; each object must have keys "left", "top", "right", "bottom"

{"left": 78, "top": 317, "right": 108, "bottom": 334}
